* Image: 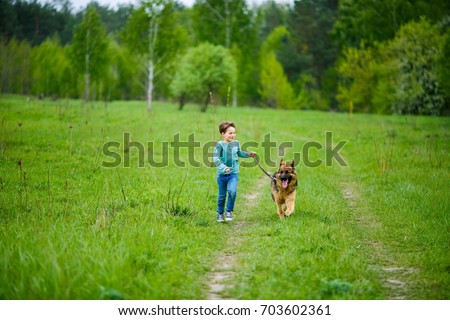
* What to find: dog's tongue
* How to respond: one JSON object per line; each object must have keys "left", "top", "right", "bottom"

{"left": 282, "top": 180, "right": 288, "bottom": 189}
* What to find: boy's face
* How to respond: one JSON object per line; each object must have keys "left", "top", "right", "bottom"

{"left": 221, "top": 126, "right": 236, "bottom": 142}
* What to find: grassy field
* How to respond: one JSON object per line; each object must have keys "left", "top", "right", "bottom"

{"left": 0, "top": 95, "right": 448, "bottom": 299}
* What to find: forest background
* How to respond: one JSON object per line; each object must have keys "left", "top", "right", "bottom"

{"left": 1, "top": 0, "right": 449, "bottom": 115}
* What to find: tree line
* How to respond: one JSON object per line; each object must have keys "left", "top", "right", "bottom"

{"left": 1, "top": 0, "right": 449, "bottom": 114}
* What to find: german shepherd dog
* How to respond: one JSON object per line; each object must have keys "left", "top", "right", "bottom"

{"left": 271, "top": 160, "right": 297, "bottom": 219}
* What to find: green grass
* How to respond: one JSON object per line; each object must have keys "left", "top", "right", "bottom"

{"left": 0, "top": 95, "right": 448, "bottom": 299}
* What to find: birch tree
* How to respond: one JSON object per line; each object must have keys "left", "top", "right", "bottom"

{"left": 70, "top": 5, "right": 108, "bottom": 102}
{"left": 193, "top": 0, "right": 253, "bottom": 49}
{"left": 122, "top": 0, "right": 184, "bottom": 112}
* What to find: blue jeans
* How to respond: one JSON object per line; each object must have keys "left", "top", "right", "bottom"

{"left": 217, "top": 174, "right": 238, "bottom": 214}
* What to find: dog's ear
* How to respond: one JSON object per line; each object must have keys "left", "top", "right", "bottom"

{"left": 280, "top": 159, "right": 285, "bottom": 167}
{"left": 290, "top": 160, "right": 295, "bottom": 168}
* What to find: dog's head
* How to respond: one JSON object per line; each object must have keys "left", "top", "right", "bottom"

{"left": 276, "top": 159, "right": 297, "bottom": 189}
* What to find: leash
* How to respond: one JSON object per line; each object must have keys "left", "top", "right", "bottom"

{"left": 254, "top": 154, "right": 276, "bottom": 181}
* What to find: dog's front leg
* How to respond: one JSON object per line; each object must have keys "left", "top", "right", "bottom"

{"left": 284, "top": 194, "right": 296, "bottom": 217}
{"left": 276, "top": 202, "right": 285, "bottom": 219}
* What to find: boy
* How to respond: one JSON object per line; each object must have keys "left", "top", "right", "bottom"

{"left": 213, "top": 121, "right": 256, "bottom": 222}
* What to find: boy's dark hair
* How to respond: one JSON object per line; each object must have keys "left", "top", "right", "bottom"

{"left": 219, "top": 121, "right": 235, "bottom": 134}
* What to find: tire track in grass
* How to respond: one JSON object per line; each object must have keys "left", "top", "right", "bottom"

{"left": 340, "top": 180, "right": 417, "bottom": 299}
{"left": 205, "top": 176, "right": 266, "bottom": 300}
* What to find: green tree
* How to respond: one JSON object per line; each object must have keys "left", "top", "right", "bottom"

{"left": 281, "top": 0, "right": 338, "bottom": 109}
{"left": 31, "top": 36, "right": 72, "bottom": 97}
{"left": 0, "top": 38, "right": 32, "bottom": 94}
{"left": 170, "top": 43, "right": 236, "bottom": 112}
{"left": 258, "top": 0, "right": 289, "bottom": 40}
{"left": 12, "top": 0, "right": 74, "bottom": 45}
{"left": 70, "top": 5, "right": 109, "bottom": 102}
{"left": 438, "top": 29, "right": 450, "bottom": 114}
{"left": 192, "top": 0, "right": 260, "bottom": 106}
{"left": 192, "top": 0, "right": 254, "bottom": 50}
{"left": 102, "top": 37, "right": 141, "bottom": 101}
{"left": 337, "top": 43, "right": 377, "bottom": 113}
{"left": 84, "top": 1, "right": 134, "bottom": 37}
{"left": 338, "top": 19, "right": 446, "bottom": 115}
{"left": 259, "top": 26, "right": 295, "bottom": 109}
{"left": 121, "top": 0, "right": 186, "bottom": 111}
{"left": 296, "top": 73, "right": 327, "bottom": 110}
{"left": 260, "top": 54, "right": 295, "bottom": 109}
{"left": 0, "top": 0, "right": 18, "bottom": 41}
{"left": 388, "top": 18, "right": 445, "bottom": 115}
{"left": 333, "top": 0, "right": 450, "bottom": 47}
{"left": 370, "top": 42, "right": 397, "bottom": 114}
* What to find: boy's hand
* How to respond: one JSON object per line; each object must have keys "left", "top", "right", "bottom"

{"left": 248, "top": 152, "right": 256, "bottom": 157}
{"left": 225, "top": 168, "right": 231, "bottom": 173}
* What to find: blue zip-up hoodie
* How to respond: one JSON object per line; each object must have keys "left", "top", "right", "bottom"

{"left": 213, "top": 140, "right": 250, "bottom": 176}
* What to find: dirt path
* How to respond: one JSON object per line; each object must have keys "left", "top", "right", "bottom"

{"left": 205, "top": 176, "right": 267, "bottom": 300}
{"left": 340, "top": 181, "right": 416, "bottom": 299}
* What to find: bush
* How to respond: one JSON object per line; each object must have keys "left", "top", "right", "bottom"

{"left": 387, "top": 18, "right": 445, "bottom": 115}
